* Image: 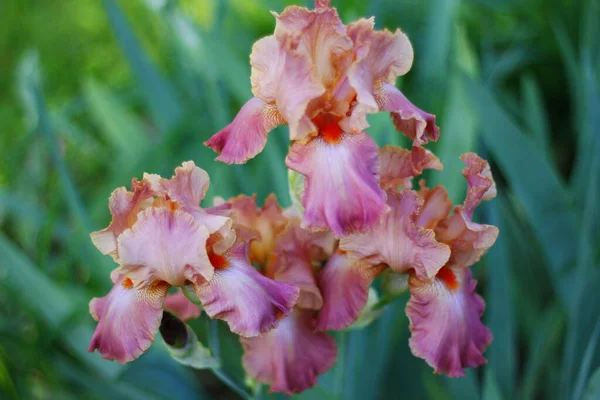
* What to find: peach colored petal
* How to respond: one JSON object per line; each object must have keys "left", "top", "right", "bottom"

{"left": 116, "top": 207, "right": 213, "bottom": 286}
{"left": 194, "top": 243, "right": 299, "bottom": 337}
{"left": 90, "top": 178, "right": 154, "bottom": 260}
{"left": 406, "top": 268, "right": 492, "bottom": 377}
{"left": 205, "top": 97, "right": 285, "bottom": 164}
{"left": 379, "top": 145, "right": 443, "bottom": 190}
{"left": 88, "top": 276, "right": 169, "bottom": 364}
{"left": 376, "top": 83, "right": 440, "bottom": 146}
{"left": 273, "top": 6, "right": 353, "bottom": 90}
{"left": 416, "top": 185, "right": 452, "bottom": 230}
{"left": 250, "top": 34, "right": 325, "bottom": 140}
{"left": 340, "top": 189, "right": 450, "bottom": 281}
{"left": 316, "top": 251, "right": 385, "bottom": 330}
{"left": 164, "top": 291, "right": 201, "bottom": 322}
{"left": 228, "top": 194, "right": 288, "bottom": 267}
{"left": 435, "top": 154, "right": 499, "bottom": 268}
{"left": 285, "top": 132, "right": 388, "bottom": 237}
{"left": 241, "top": 309, "right": 337, "bottom": 395}
{"left": 340, "top": 19, "right": 413, "bottom": 132}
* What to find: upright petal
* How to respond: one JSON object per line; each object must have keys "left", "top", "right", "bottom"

{"left": 273, "top": 5, "right": 353, "bottom": 90}
{"left": 241, "top": 309, "right": 337, "bottom": 395}
{"left": 416, "top": 185, "right": 452, "bottom": 230}
{"left": 117, "top": 207, "right": 213, "bottom": 286}
{"left": 228, "top": 194, "right": 288, "bottom": 267}
{"left": 435, "top": 154, "right": 499, "bottom": 268}
{"left": 376, "top": 83, "right": 440, "bottom": 146}
{"left": 164, "top": 291, "right": 201, "bottom": 322}
{"left": 194, "top": 243, "right": 299, "bottom": 337}
{"left": 285, "top": 132, "right": 387, "bottom": 237}
{"left": 406, "top": 268, "right": 492, "bottom": 377}
{"left": 316, "top": 251, "right": 385, "bottom": 330}
{"left": 90, "top": 178, "right": 154, "bottom": 259}
{"left": 88, "top": 276, "right": 169, "bottom": 364}
{"left": 341, "top": 19, "right": 413, "bottom": 132}
{"left": 250, "top": 34, "right": 325, "bottom": 140}
{"left": 340, "top": 189, "right": 450, "bottom": 280}
{"left": 379, "top": 145, "right": 442, "bottom": 190}
{"left": 205, "top": 97, "right": 285, "bottom": 164}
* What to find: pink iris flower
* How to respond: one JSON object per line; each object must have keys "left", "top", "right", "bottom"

{"left": 88, "top": 162, "right": 298, "bottom": 364}
{"left": 205, "top": 0, "right": 439, "bottom": 237}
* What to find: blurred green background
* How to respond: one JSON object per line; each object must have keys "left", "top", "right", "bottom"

{"left": 1, "top": 0, "right": 599, "bottom": 399}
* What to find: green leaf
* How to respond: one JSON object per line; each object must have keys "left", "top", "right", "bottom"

{"left": 102, "top": 0, "right": 183, "bottom": 133}
{"left": 583, "top": 368, "right": 600, "bottom": 400}
{"left": 482, "top": 369, "right": 504, "bottom": 400}
{"left": 462, "top": 75, "right": 579, "bottom": 303}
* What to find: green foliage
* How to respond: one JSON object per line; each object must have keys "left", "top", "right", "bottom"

{"left": 1, "top": 0, "right": 599, "bottom": 399}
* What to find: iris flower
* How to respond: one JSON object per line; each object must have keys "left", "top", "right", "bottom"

{"left": 205, "top": 0, "right": 438, "bottom": 237}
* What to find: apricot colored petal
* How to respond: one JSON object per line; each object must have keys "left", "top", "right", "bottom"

{"left": 340, "top": 189, "right": 450, "bottom": 280}
{"left": 379, "top": 145, "right": 442, "bottom": 190}
{"left": 194, "top": 243, "right": 299, "bottom": 337}
{"left": 164, "top": 291, "right": 201, "bottom": 322}
{"left": 416, "top": 185, "right": 452, "bottom": 230}
{"left": 90, "top": 179, "right": 154, "bottom": 260}
{"left": 88, "top": 276, "right": 168, "bottom": 364}
{"left": 117, "top": 207, "right": 213, "bottom": 286}
{"left": 377, "top": 83, "right": 440, "bottom": 146}
{"left": 406, "top": 268, "right": 492, "bottom": 377}
{"left": 285, "top": 132, "right": 387, "bottom": 237}
{"left": 241, "top": 309, "right": 337, "bottom": 395}
{"left": 315, "top": 251, "right": 385, "bottom": 331}
{"left": 205, "top": 97, "right": 284, "bottom": 164}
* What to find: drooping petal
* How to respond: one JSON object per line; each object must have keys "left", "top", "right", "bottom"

{"left": 340, "top": 189, "right": 450, "bottom": 280}
{"left": 316, "top": 251, "right": 385, "bottom": 330}
{"left": 376, "top": 83, "right": 440, "bottom": 146}
{"left": 250, "top": 34, "right": 325, "bottom": 140}
{"left": 285, "top": 132, "right": 388, "bottom": 237}
{"left": 116, "top": 207, "right": 213, "bottom": 286}
{"left": 241, "top": 309, "right": 337, "bottom": 395}
{"left": 90, "top": 178, "right": 154, "bottom": 260}
{"left": 406, "top": 267, "right": 492, "bottom": 377}
{"left": 379, "top": 145, "right": 442, "bottom": 190}
{"left": 341, "top": 19, "right": 413, "bottom": 132}
{"left": 88, "top": 276, "right": 169, "bottom": 364}
{"left": 164, "top": 291, "right": 201, "bottom": 322}
{"left": 205, "top": 97, "right": 285, "bottom": 164}
{"left": 435, "top": 154, "right": 499, "bottom": 268}
{"left": 194, "top": 243, "right": 299, "bottom": 337}
{"left": 228, "top": 194, "right": 288, "bottom": 267}
{"left": 273, "top": 5, "right": 353, "bottom": 90}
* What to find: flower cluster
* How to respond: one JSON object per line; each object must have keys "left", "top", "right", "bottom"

{"left": 88, "top": 0, "right": 499, "bottom": 395}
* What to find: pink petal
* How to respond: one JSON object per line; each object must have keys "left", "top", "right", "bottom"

{"left": 316, "top": 251, "right": 385, "bottom": 330}
{"left": 273, "top": 5, "right": 353, "bottom": 91}
{"left": 116, "top": 207, "right": 213, "bottom": 286}
{"left": 285, "top": 132, "right": 388, "bottom": 237}
{"left": 194, "top": 243, "right": 299, "bottom": 337}
{"left": 416, "top": 185, "right": 453, "bottom": 230}
{"left": 88, "top": 276, "right": 169, "bottom": 364}
{"left": 340, "top": 189, "right": 450, "bottom": 280}
{"left": 241, "top": 309, "right": 337, "bottom": 395}
{"left": 435, "top": 154, "right": 499, "bottom": 268}
{"left": 250, "top": 34, "right": 325, "bottom": 140}
{"left": 406, "top": 267, "right": 492, "bottom": 377}
{"left": 379, "top": 145, "right": 443, "bottom": 190}
{"left": 90, "top": 178, "right": 154, "bottom": 260}
{"left": 266, "top": 222, "right": 333, "bottom": 310}
{"left": 164, "top": 291, "right": 201, "bottom": 321}
{"left": 228, "top": 194, "right": 288, "bottom": 267}
{"left": 341, "top": 19, "right": 413, "bottom": 132}
{"left": 376, "top": 83, "right": 440, "bottom": 146}
{"left": 205, "top": 97, "right": 285, "bottom": 164}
